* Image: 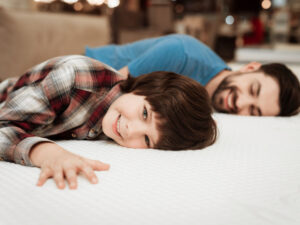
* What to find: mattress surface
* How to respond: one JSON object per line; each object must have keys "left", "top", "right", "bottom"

{"left": 0, "top": 112, "right": 300, "bottom": 225}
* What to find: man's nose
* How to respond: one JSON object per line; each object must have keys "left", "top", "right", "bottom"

{"left": 236, "top": 94, "right": 255, "bottom": 114}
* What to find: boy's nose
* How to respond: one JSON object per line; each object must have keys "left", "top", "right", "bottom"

{"left": 124, "top": 119, "right": 145, "bottom": 138}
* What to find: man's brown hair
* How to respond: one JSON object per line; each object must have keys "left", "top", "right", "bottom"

{"left": 120, "top": 71, "right": 217, "bottom": 150}
{"left": 259, "top": 63, "right": 300, "bottom": 116}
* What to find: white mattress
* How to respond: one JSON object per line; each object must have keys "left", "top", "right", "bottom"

{"left": 0, "top": 112, "right": 300, "bottom": 225}
{"left": 235, "top": 46, "right": 300, "bottom": 64}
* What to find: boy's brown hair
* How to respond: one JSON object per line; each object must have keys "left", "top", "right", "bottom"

{"left": 120, "top": 71, "right": 217, "bottom": 150}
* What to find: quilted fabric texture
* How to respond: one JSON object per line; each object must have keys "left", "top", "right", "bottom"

{"left": 0, "top": 112, "right": 299, "bottom": 225}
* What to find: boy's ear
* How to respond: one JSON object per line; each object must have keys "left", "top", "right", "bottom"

{"left": 239, "top": 62, "right": 262, "bottom": 73}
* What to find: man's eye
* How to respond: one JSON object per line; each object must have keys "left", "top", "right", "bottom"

{"left": 250, "top": 85, "right": 254, "bottom": 96}
{"left": 250, "top": 105, "right": 255, "bottom": 115}
{"left": 250, "top": 105, "right": 259, "bottom": 116}
{"left": 143, "top": 107, "right": 148, "bottom": 119}
{"left": 145, "top": 135, "right": 150, "bottom": 148}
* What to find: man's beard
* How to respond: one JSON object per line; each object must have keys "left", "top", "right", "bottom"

{"left": 212, "top": 74, "right": 238, "bottom": 114}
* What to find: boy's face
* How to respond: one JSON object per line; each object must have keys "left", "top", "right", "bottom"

{"left": 102, "top": 93, "right": 160, "bottom": 148}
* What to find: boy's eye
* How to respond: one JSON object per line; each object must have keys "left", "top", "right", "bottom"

{"left": 145, "top": 135, "right": 150, "bottom": 148}
{"left": 143, "top": 106, "right": 148, "bottom": 119}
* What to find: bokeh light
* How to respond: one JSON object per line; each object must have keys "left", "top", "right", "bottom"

{"left": 225, "top": 15, "right": 234, "bottom": 25}
{"left": 87, "top": 0, "right": 105, "bottom": 6}
{"left": 262, "top": 0, "right": 272, "bottom": 9}
{"left": 107, "top": 0, "right": 120, "bottom": 8}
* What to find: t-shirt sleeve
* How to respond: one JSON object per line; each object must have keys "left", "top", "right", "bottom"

{"left": 127, "top": 38, "right": 186, "bottom": 77}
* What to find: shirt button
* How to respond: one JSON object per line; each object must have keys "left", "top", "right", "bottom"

{"left": 88, "top": 129, "right": 98, "bottom": 138}
{"left": 71, "top": 133, "right": 77, "bottom": 138}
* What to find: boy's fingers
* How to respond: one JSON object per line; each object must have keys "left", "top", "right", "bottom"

{"left": 65, "top": 169, "right": 77, "bottom": 189}
{"left": 86, "top": 159, "right": 110, "bottom": 171}
{"left": 36, "top": 158, "right": 109, "bottom": 189}
{"left": 81, "top": 165, "right": 98, "bottom": 184}
{"left": 37, "top": 168, "right": 52, "bottom": 186}
{"left": 53, "top": 170, "right": 65, "bottom": 189}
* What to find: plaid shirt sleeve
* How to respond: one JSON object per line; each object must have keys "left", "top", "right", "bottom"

{"left": 0, "top": 58, "right": 77, "bottom": 166}
{"left": 0, "top": 55, "right": 122, "bottom": 167}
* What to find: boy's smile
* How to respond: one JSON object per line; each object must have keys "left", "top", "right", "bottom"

{"left": 113, "top": 115, "right": 121, "bottom": 137}
{"left": 102, "top": 93, "right": 160, "bottom": 149}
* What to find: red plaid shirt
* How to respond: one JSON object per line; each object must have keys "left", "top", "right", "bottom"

{"left": 0, "top": 55, "right": 123, "bottom": 166}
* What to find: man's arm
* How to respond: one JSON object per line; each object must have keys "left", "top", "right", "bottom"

{"left": 125, "top": 37, "right": 185, "bottom": 77}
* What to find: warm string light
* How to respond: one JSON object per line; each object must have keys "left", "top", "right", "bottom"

{"left": 106, "top": 0, "right": 120, "bottom": 8}
{"left": 62, "top": 0, "right": 78, "bottom": 4}
{"left": 34, "top": 0, "right": 55, "bottom": 3}
{"left": 33, "top": 0, "right": 120, "bottom": 8}
{"left": 261, "top": 0, "right": 272, "bottom": 10}
{"left": 87, "top": 0, "right": 105, "bottom": 6}
{"left": 74, "top": 1, "right": 83, "bottom": 11}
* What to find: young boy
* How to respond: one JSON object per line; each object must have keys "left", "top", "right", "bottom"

{"left": 0, "top": 55, "right": 216, "bottom": 189}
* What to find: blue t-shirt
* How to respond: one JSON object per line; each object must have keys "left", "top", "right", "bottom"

{"left": 85, "top": 34, "right": 230, "bottom": 85}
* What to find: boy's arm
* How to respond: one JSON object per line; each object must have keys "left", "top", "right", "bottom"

{"left": 0, "top": 63, "right": 74, "bottom": 166}
{"left": 0, "top": 56, "right": 111, "bottom": 188}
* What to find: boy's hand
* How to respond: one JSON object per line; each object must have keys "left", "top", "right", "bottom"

{"left": 29, "top": 142, "right": 110, "bottom": 189}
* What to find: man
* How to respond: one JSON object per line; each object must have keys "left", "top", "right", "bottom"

{"left": 86, "top": 34, "right": 300, "bottom": 116}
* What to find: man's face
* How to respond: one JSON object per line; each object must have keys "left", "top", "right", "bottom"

{"left": 212, "top": 72, "right": 280, "bottom": 116}
{"left": 102, "top": 93, "right": 160, "bottom": 148}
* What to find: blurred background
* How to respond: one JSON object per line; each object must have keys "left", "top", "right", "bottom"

{"left": 0, "top": 0, "right": 300, "bottom": 78}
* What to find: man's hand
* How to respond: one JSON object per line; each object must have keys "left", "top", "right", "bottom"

{"left": 29, "top": 142, "right": 110, "bottom": 189}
